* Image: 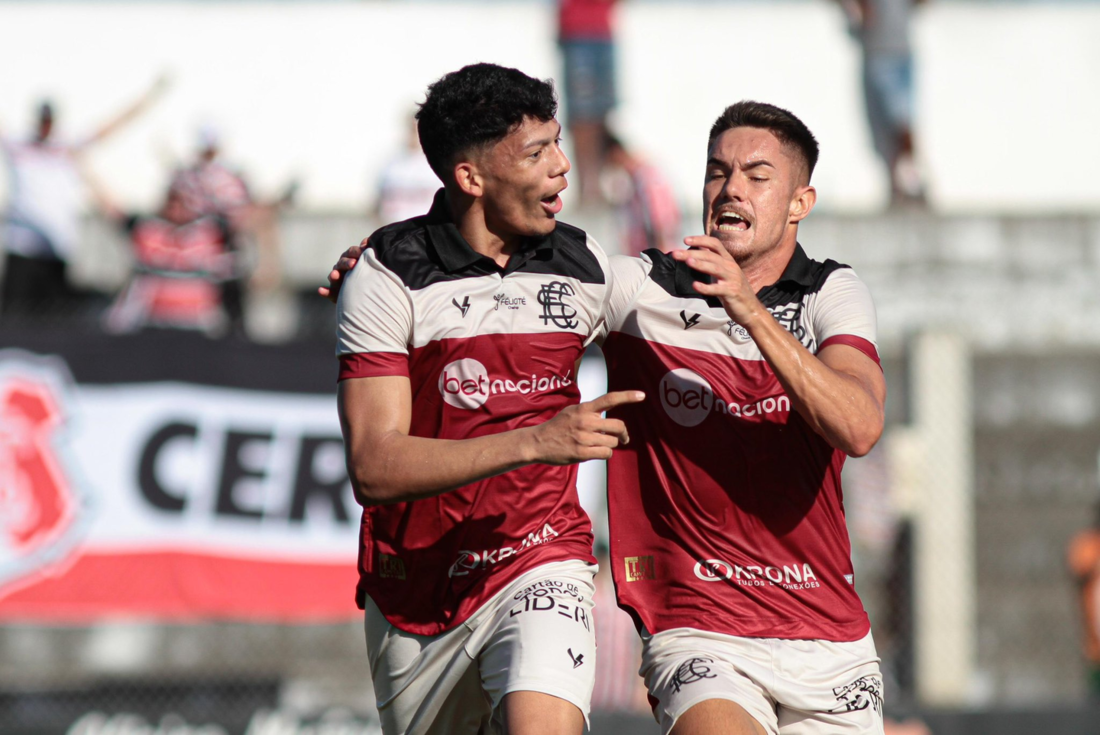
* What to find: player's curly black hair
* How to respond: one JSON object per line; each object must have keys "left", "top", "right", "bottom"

{"left": 708, "top": 101, "right": 820, "bottom": 183}
{"left": 416, "top": 63, "right": 558, "bottom": 181}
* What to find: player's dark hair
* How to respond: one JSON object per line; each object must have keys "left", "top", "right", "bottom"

{"left": 708, "top": 101, "right": 819, "bottom": 183}
{"left": 416, "top": 63, "right": 558, "bottom": 181}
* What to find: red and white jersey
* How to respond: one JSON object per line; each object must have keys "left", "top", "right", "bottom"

{"left": 600, "top": 246, "right": 880, "bottom": 642}
{"left": 336, "top": 192, "right": 611, "bottom": 636}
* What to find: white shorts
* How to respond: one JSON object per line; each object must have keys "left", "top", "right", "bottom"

{"left": 364, "top": 560, "right": 598, "bottom": 735}
{"left": 642, "top": 628, "right": 885, "bottom": 735}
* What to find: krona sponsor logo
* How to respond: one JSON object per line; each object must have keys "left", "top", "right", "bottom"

{"left": 659, "top": 368, "right": 791, "bottom": 428}
{"left": 438, "top": 358, "right": 573, "bottom": 410}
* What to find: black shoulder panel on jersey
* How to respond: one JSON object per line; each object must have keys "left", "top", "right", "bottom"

{"left": 644, "top": 248, "right": 724, "bottom": 308}
{"left": 645, "top": 245, "right": 850, "bottom": 308}
{"left": 364, "top": 216, "right": 466, "bottom": 291}
{"left": 758, "top": 246, "right": 850, "bottom": 309}
{"left": 520, "top": 221, "right": 606, "bottom": 285}
{"left": 366, "top": 217, "right": 605, "bottom": 290}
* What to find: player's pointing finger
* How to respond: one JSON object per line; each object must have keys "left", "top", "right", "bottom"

{"left": 583, "top": 390, "right": 645, "bottom": 414}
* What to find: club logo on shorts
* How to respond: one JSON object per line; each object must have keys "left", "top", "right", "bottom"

{"left": 537, "top": 281, "right": 579, "bottom": 330}
{"left": 625, "top": 555, "right": 655, "bottom": 582}
{"left": 670, "top": 657, "right": 717, "bottom": 693}
{"left": 0, "top": 352, "right": 91, "bottom": 596}
{"left": 694, "top": 559, "right": 734, "bottom": 582}
{"left": 438, "top": 359, "right": 574, "bottom": 410}
{"left": 830, "top": 675, "right": 884, "bottom": 715}
{"left": 568, "top": 647, "right": 585, "bottom": 668}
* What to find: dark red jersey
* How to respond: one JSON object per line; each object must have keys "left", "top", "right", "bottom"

{"left": 600, "top": 247, "right": 880, "bottom": 642}
{"left": 336, "top": 192, "right": 610, "bottom": 635}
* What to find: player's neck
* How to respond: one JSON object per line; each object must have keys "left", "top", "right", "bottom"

{"left": 449, "top": 193, "right": 519, "bottom": 269}
{"left": 740, "top": 235, "right": 798, "bottom": 292}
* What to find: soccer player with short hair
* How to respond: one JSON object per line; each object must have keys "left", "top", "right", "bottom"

{"left": 599, "top": 100, "right": 887, "bottom": 735}
{"left": 327, "top": 98, "right": 888, "bottom": 735}
{"left": 332, "top": 63, "right": 642, "bottom": 735}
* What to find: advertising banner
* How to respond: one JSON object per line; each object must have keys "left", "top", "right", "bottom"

{"left": 0, "top": 347, "right": 360, "bottom": 622}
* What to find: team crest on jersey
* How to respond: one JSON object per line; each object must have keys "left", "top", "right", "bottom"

{"left": 0, "top": 352, "right": 92, "bottom": 597}
{"left": 537, "top": 281, "right": 579, "bottom": 330}
{"left": 768, "top": 304, "right": 812, "bottom": 348}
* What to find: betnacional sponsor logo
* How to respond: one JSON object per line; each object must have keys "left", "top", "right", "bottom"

{"left": 0, "top": 352, "right": 90, "bottom": 594}
{"left": 625, "top": 555, "right": 655, "bottom": 582}
{"left": 659, "top": 368, "right": 790, "bottom": 428}
{"left": 447, "top": 523, "right": 560, "bottom": 577}
{"left": 437, "top": 359, "right": 573, "bottom": 410}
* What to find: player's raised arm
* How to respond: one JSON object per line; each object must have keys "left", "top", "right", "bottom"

{"left": 676, "top": 237, "right": 884, "bottom": 457}
{"left": 338, "top": 378, "right": 642, "bottom": 506}
{"left": 80, "top": 73, "right": 171, "bottom": 150}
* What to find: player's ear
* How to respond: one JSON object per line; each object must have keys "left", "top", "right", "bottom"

{"left": 789, "top": 185, "right": 816, "bottom": 224}
{"left": 453, "top": 160, "right": 483, "bottom": 198}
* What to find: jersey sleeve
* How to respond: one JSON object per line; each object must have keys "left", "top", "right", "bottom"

{"left": 593, "top": 254, "right": 652, "bottom": 345}
{"left": 335, "top": 248, "right": 413, "bottom": 381}
{"left": 583, "top": 232, "right": 614, "bottom": 348}
{"left": 812, "top": 268, "right": 880, "bottom": 365}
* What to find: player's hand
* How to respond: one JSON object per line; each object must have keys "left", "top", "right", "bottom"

{"left": 528, "top": 390, "right": 645, "bottom": 465}
{"left": 317, "top": 239, "right": 368, "bottom": 302}
{"left": 673, "top": 236, "right": 765, "bottom": 327}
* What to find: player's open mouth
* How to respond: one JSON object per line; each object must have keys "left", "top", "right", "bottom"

{"left": 540, "top": 192, "right": 564, "bottom": 215}
{"left": 715, "top": 211, "right": 751, "bottom": 232}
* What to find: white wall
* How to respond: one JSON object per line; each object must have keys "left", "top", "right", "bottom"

{"left": 1, "top": 1, "right": 1098, "bottom": 215}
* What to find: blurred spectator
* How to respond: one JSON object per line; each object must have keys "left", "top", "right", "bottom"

{"left": 166, "top": 127, "right": 295, "bottom": 337}
{"left": 92, "top": 173, "right": 232, "bottom": 336}
{"left": 1067, "top": 503, "right": 1100, "bottom": 700}
{"left": 557, "top": 0, "right": 618, "bottom": 207}
{"left": 602, "top": 130, "right": 681, "bottom": 257}
{"left": 838, "top": 0, "right": 926, "bottom": 205}
{"left": 374, "top": 113, "right": 439, "bottom": 226}
{"left": 0, "top": 76, "right": 168, "bottom": 322}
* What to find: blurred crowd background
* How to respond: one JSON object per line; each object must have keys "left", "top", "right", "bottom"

{"left": 2, "top": 1, "right": 1100, "bottom": 734}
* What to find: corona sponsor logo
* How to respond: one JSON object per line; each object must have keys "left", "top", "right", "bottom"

{"left": 0, "top": 351, "right": 91, "bottom": 594}
{"left": 693, "top": 559, "right": 733, "bottom": 582}
{"left": 625, "top": 555, "right": 655, "bottom": 582}
{"left": 659, "top": 368, "right": 790, "bottom": 427}
{"left": 438, "top": 359, "right": 573, "bottom": 410}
